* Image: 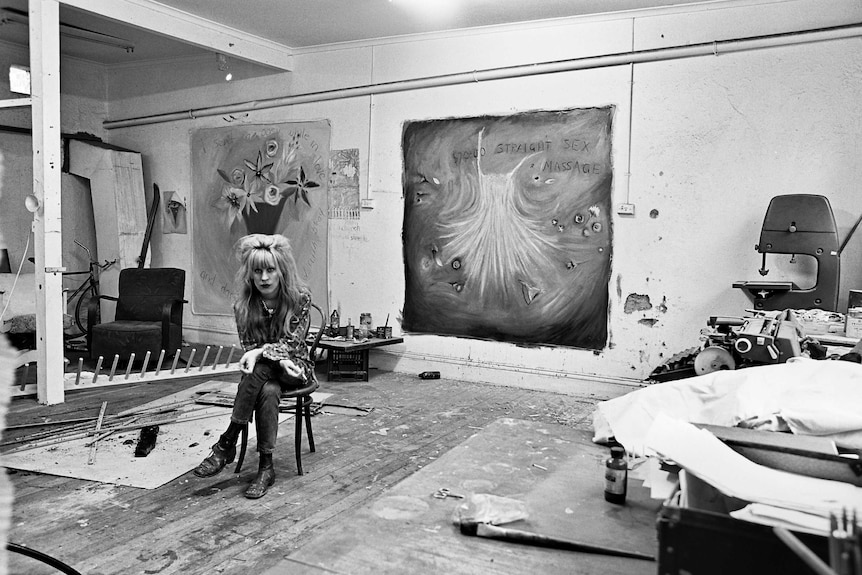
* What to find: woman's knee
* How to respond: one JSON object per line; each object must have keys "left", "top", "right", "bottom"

{"left": 259, "top": 380, "right": 282, "bottom": 405}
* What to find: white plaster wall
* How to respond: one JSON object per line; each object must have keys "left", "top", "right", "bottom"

{"left": 619, "top": 37, "right": 862, "bottom": 381}
{"left": 0, "top": 43, "right": 105, "bottom": 287}
{"left": 107, "top": 47, "right": 373, "bottom": 342}
{"left": 97, "top": 0, "right": 862, "bottom": 397}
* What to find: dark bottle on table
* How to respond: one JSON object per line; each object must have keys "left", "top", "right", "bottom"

{"left": 329, "top": 309, "right": 340, "bottom": 337}
{"left": 604, "top": 446, "right": 628, "bottom": 504}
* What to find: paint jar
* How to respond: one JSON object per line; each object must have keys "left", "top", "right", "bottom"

{"left": 358, "top": 313, "right": 372, "bottom": 338}
{"left": 604, "top": 446, "right": 627, "bottom": 504}
{"left": 345, "top": 318, "right": 354, "bottom": 340}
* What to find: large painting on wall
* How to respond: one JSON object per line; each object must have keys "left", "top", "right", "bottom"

{"left": 191, "top": 122, "right": 330, "bottom": 315}
{"left": 402, "top": 108, "right": 613, "bottom": 350}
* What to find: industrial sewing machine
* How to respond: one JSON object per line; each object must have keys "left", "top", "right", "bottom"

{"left": 733, "top": 194, "right": 841, "bottom": 311}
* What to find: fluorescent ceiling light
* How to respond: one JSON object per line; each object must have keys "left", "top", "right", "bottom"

{"left": 389, "top": 0, "right": 461, "bottom": 24}
{"left": 0, "top": 8, "right": 135, "bottom": 53}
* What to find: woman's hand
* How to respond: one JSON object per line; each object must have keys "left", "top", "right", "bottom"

{"left": 279, "top": 358, "right": 303, "bottom": 379}
{"left": 239, "top": 348, "right": 264, "bottom": 374}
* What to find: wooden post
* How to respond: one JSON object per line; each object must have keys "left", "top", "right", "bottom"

{"left": 30, "top": 0, "right": 65, "bottom": 405}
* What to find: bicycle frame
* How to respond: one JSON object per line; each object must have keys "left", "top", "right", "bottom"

{"left": 63, "top": 240, "right": 115, "bottom": 338}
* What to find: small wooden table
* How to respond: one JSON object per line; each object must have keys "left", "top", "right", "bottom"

{"left": 314, "top": 336, "right": 404, "bottom": 381}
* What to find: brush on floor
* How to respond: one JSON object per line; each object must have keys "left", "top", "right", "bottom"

{"left": 454, "top": 493, "right": 655, "bottom": 561}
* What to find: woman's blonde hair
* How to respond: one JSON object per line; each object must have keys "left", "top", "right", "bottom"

{"left": 233, "top": 234, "right": 307, "bottom": 342}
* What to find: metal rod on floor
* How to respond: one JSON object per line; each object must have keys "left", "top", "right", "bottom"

{"left": 87, "top": 401, "right": 108, "bottom": 465}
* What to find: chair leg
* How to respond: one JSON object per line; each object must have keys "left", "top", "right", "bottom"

{"left": 304, "top": 396, "right": 315, "bottom": 453}
{"left": 294, "top": 398, "right": 303, "bottom": 475}
{"left": 234, "top": 423, "right": 248, "bottom": 474}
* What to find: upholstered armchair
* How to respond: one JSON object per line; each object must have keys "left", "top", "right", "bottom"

{"left": 88, "top": 268, "right": 187, "bottom": 362}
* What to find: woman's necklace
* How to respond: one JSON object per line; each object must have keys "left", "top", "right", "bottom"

{"left": 261, "top": 299, "right": 278, "bottom": 318}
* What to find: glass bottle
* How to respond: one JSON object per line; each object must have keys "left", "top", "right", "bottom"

{"left": 329, "top": 309, "right": 340, "bottom": 336}
{"left": 604, "top": 446, "right": 628, "bottom": 504}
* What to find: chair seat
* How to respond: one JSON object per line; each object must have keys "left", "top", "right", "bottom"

{"left": 90, "top": 321, "right": 182, "bottom": 359}
{"left": 279, "top": 379, "right": 319, "bottom": 400}
{"left": 93, "top": 320, "right": 161, "bottom": 334}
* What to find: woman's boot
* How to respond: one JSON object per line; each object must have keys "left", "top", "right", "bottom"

{"left": 193, "top": 424, "right": 241, "bottom": 477}
{"left": 244, "top": 453, "right": 275, "bottom": 499}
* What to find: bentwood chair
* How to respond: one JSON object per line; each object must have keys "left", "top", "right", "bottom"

{"left": 234, "top": 302, "right": 326, "bottom": 476}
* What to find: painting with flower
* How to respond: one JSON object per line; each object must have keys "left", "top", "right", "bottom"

{"left": 191, "top": 121, "right": 330, "bottom": 315}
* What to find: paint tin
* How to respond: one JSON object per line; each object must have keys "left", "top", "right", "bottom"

{"left": 846, "top": 307, "right": 862, "bottom": 339}
{"left": 376, "top": 326, "right": 393, "bottom": 339}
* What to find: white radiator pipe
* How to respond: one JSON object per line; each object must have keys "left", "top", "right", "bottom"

{"left": 104, "top": 22, "right": 862, "bottom": 130}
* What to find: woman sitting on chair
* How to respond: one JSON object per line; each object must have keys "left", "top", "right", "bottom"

{"left": 194, "top": 233, "right": 316, "bottom": 499}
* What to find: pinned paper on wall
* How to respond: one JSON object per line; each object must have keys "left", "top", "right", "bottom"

{"left": 190, "top": 121, "right": 330, "bottom": 315}
{"left": 328, "top": 148, "right": 360, "bottom": 220}
{"left": 401, "top": 107, "right": 614, "bottom": 350}
{"left": 161, "top": 190, "right": 187, "bottom": 235}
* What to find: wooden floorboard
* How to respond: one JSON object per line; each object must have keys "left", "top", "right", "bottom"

{"left": 2, "top": 362, "right": 617, "bottom": 575}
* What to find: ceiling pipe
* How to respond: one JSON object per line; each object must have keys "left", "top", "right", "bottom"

{"left": 104, "top": 22, "right": 862, "bottom": 130}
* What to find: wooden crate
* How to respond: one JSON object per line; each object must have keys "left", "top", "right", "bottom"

{"left": 327, "top": 349, "right": 368, "bottom": 381}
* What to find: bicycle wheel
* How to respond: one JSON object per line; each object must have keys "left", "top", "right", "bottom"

{"left": 74, "top": 285, "right": 98, "bottom": 336}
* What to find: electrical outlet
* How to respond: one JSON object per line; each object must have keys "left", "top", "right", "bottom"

{"left": 360, "top": 198, "right": 375, "bottom": 209}
{"left": 617, "top": 203, "right": 635, "bottom": 215}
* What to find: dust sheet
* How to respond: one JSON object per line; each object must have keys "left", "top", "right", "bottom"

{"left": 593, "top": 357, "right": 862, "bottom": 455}
{"left": 2, "top": 380, "right": 330, "bottom": 489}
